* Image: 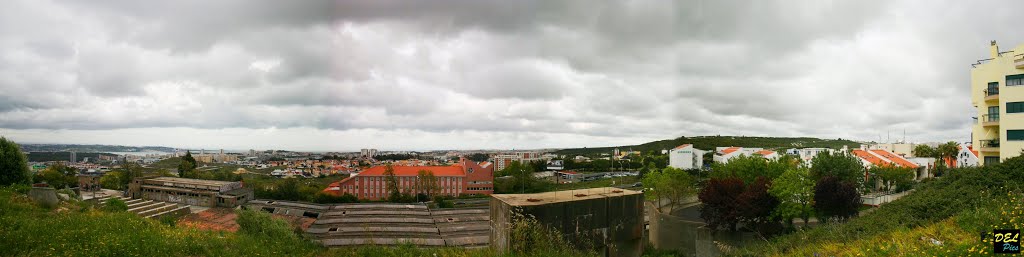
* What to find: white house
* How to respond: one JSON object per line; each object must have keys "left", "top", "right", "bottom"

{"left": 754, "top": 149, "right": 779, "bottom": 160}
{"left": 956, "top": 143, "right": 980, "bottom": 168}
{"left": 669, "top": 144, "right": 706, "bottom": 170}
{"left": 712, "top": 147, "right": 763, "bottom": 164}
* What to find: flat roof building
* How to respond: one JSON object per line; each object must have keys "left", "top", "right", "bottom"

{"left": 490, "top": 187, "right": 644, "bottom": 257}
{"left": 128, "top": 176, "right": 253, "bottom": 208}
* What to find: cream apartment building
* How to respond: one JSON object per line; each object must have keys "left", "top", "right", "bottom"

{"left": 971, "top": 41, "right": 1024, "bottom": 165}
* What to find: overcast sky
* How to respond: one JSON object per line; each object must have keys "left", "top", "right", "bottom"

{"left": 1, "top": 0, "right": 1023, "bottom": 151}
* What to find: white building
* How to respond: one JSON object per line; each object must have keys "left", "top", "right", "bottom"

{"left": 360, "top": 149, "right": 378, "bottom": 158}
{"left": 956, "top": 143, "right": 980, "bottom": 168}
{"left": 668, "top": 144, "right": 706, "bottom": 170}
{"left": 712, "top": 147, "right": 764, "bottom": 164}
{"left": 493, "top": 152, "right": 544, "bottom": 171}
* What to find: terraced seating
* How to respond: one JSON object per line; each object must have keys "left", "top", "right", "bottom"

{"left": 96, "top": 195, "right": 191, "bottom": 220}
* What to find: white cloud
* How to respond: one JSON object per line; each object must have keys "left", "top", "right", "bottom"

{"left": 1, "top": 0, "right": 1023, "bottom": 150}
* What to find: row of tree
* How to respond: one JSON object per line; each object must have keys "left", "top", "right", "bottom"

{"left": 695, "top": 152, "right": 868, "bottom": 234}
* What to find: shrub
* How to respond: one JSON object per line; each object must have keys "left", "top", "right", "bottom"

{"left": 0, "top": 137, "right": 31, "bottom": 186}
{"left": 235, "top": 209, "right": 296, "bottom": 239}
{"left": 699, "top": 177, "right": 745, "bottom": 231}
{"left": 102, "top": 198, "right": 128, "bottom": 212}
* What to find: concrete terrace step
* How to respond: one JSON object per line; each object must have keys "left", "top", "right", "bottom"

{"left": 443, "top": 235, "right": 490, "bottom": 247}
{"left": 436, "top": 222, "right": 490, "bottom": 234}
{"left": 308, "top": 226, "right": 440, "bottom": 234}
{"left": 314, "top": 217, "right": 436, "bottom": 225}
{"left": 136, "top": 204, "right": 178, "bottom": 217}
{"left": 146, "top": 205, "right": 191, "bottom": 219}
{"left": 128, "top": 202, "right": 167, "bottom": 214}
{"left": 321, "top": 210, "right": 431, "bottom": 217}
{"left": 430, "top": 208, "right": 488, "bottom": 215}
{"left": 432, "top": 215, "right": 489, "bottom": 223}
{"left": 321, "top": 238, "right": 447, "bottom": 247}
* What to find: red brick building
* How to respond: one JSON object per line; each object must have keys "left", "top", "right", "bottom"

{"left": 321, "top": 159, "right": 493, "bottom": 200}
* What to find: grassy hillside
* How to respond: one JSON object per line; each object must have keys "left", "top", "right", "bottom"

{"left": 0, "top": 186, "right": 595, "bottom": 257}
{"left": 729, "top": 156, "right": 1024, "bottom": 256}
{"left": 554, "top": 136, "right": 861, "bottom": 156}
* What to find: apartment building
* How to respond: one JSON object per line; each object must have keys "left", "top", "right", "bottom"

{"left": 971, "top": 41, "right": 1024, "bottom": 165}
{"left": 321, "top": 159, "right": 494, "bottom": 200}
{"left": 668, "top": 144, "right": 705, "bottom": 170}
{"left": 493, "top": 152, "right": 542, "bottom": 171}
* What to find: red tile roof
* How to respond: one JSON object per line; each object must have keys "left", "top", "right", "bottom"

{"left": 755, "top": 150, "right": 775, "bottom": 156}
{"left": 852, "top": 150, "right": 888, "bottom": 166}
{"left": 870, "top": 150, "right": 919, "bottom": 168}
{"left": 673, "top": 144, "right": 691, "bottom": 150}
{"left": 721, "top": 147, "right": 741, "bottom": 155}
{"left": 357, "top": 165, "right": 465, "bottom": 177}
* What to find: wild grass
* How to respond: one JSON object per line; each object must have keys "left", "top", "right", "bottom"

{"left": 0, "top": 186, "right": 598, "bottom": 257}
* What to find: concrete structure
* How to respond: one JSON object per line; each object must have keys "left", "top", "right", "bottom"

{"left": 77, "top": 172, "right": 103, "bottom": 192}
{"left": 247, "top": 200, "right": 490, "bottom": 248}
{"left": 712, "top": 147, "right": 764, "bottom": 164}
{"left": 871, "top": 143, "right": 916, "bottom": 157}
{"left": 490, "top": 187, "right": 644, "bottom": 257}
{"left": 321, "top": 159, "right": 494, "bottom": 200}
{"left": 668, "top": 144, "right": 705, "bottom": 170}
{"left": 95, "top": 195, "right": 191, "bottom": 219}
{"left": 127, "top": 177, "right": 253, "bottom": 208}
{"left": 971, "top": 41, "right": 1024, "bottom": 165}
{"left": 794, "top": 147, "right": 835, "bottom": 163}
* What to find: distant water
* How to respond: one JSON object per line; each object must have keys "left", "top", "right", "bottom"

{"left": 104, "top": 151, "right": 172, "bottom": 156}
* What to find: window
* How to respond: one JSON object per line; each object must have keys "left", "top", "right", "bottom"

{"left": 1009, "top": 130, "right": 1024, "bottom": 141}
{"left": 1008, "top": 74, "right": 1024, "bottom": 86}
{"left": 984, "top": 156, "right": 1000, "bottom": 165}
{"left": 987, "top": 82, "right": 1000, "bottom": 95}
{"left": 1009, "top": 102, "right": 1024, "bottom": 113}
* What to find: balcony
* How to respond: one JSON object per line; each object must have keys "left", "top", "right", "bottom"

{"left": 1015, "top": 53, "right": 1024, "bottom": 69}
{"left": 980, "top": 139, "right": 1000, "bottom": 152}
{"left": 985, "top": 88, "right": 999, "bottom": 101}
{"left": 981, "top": 114, "right": 1000, "bottom": 127}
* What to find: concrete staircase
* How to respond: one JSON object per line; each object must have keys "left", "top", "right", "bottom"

{"left": 308, "top": 204, "right": 446, "bottom": 247}
{"left": 96, "top": 195, "right": 191, "bottom": 220}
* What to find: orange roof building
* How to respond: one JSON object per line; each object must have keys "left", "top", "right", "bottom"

{"left": 321, "top": 158, "right": 493, "bottom": 200}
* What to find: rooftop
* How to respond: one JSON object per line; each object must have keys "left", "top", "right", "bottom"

{"left": 491, "top": 187, "right": 641, "bottom": 207}
{"left": 145, "top": 177, "right": 236, "bottom": 187}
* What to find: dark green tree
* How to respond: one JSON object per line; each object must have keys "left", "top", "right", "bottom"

{"left": 177, "top": 151, "right": 198, "bottom": 178}
{"left": 117, "top": 162, "right": 144, "bottom": 189}
{"left": 809, "top": 151, "right": 864, "bottom": 185}
{"left": 383, "top": 165, "right": 402, "bottom": 202}
{"left": 813, "top": 176, "right": 861, "bottom": 223}
{"left": 33, "top": 163, "right": 78, "bottom": 188}
{"left": 0, "top": 137, "right": 31, "bottom": 185}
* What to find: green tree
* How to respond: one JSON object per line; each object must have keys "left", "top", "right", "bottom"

{"left": 869, "top": 165, "right": 915, "bottom": 192}
{"left": 415, "top": 170, "right": 440, "bottom": 198}
{"left": 117, "top": 162, "right": 143, "bottom": 189}
{"left": 382, "top": 165, "right": 401, "bottom": 202}
{"left": 935, "top": 141, "right": 959, "bottom": 168}
{"left": 494, "top": 161, "right": 551, "bottom": 194}
{"left": 177, "top": 152, "right": 198, "bottom": 178}
{"left": 769, "top": 167, "right": 815, "bottom": 227}
{"left": 643, "top": 167, "right": 696, "bottom": 213}
{"left": 711, "top": 154, "right": 794, "bottom": 184}
{"left": 912, "top": 144, "right": 935, "bottom": 159}
{"left": 809, "top": 151, "right": 864, "bottom": 185}
{"left": 0, "top": 137, "right": 31, "bottom": 185}
{"left": 33, "top": 163, "right": 78, "bottom": 188}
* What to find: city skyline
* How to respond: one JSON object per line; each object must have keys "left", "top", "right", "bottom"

{"left": 3, "top": 0, "right": 1024, "bottom": 151}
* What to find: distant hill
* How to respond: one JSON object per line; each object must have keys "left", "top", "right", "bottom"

{"left": 553, "top": 136, "right": 862, "bottom": 156}
{"left": 19, "top": 144, "right": 175, "bottom": 153}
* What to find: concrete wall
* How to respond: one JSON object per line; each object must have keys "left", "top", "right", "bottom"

{"left": 491, "top": 192, "right": 644, "bottom": 257}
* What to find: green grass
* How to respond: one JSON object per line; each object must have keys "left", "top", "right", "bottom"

{"left": 0, "top": 186, "right": 598, "bottom": 257}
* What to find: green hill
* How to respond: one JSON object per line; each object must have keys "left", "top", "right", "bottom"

{"left": 730, "top": 156, "right": 1024, "bottom": 256}
{"left": 554, "top": 136, "right": 862, "bottom": 156}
